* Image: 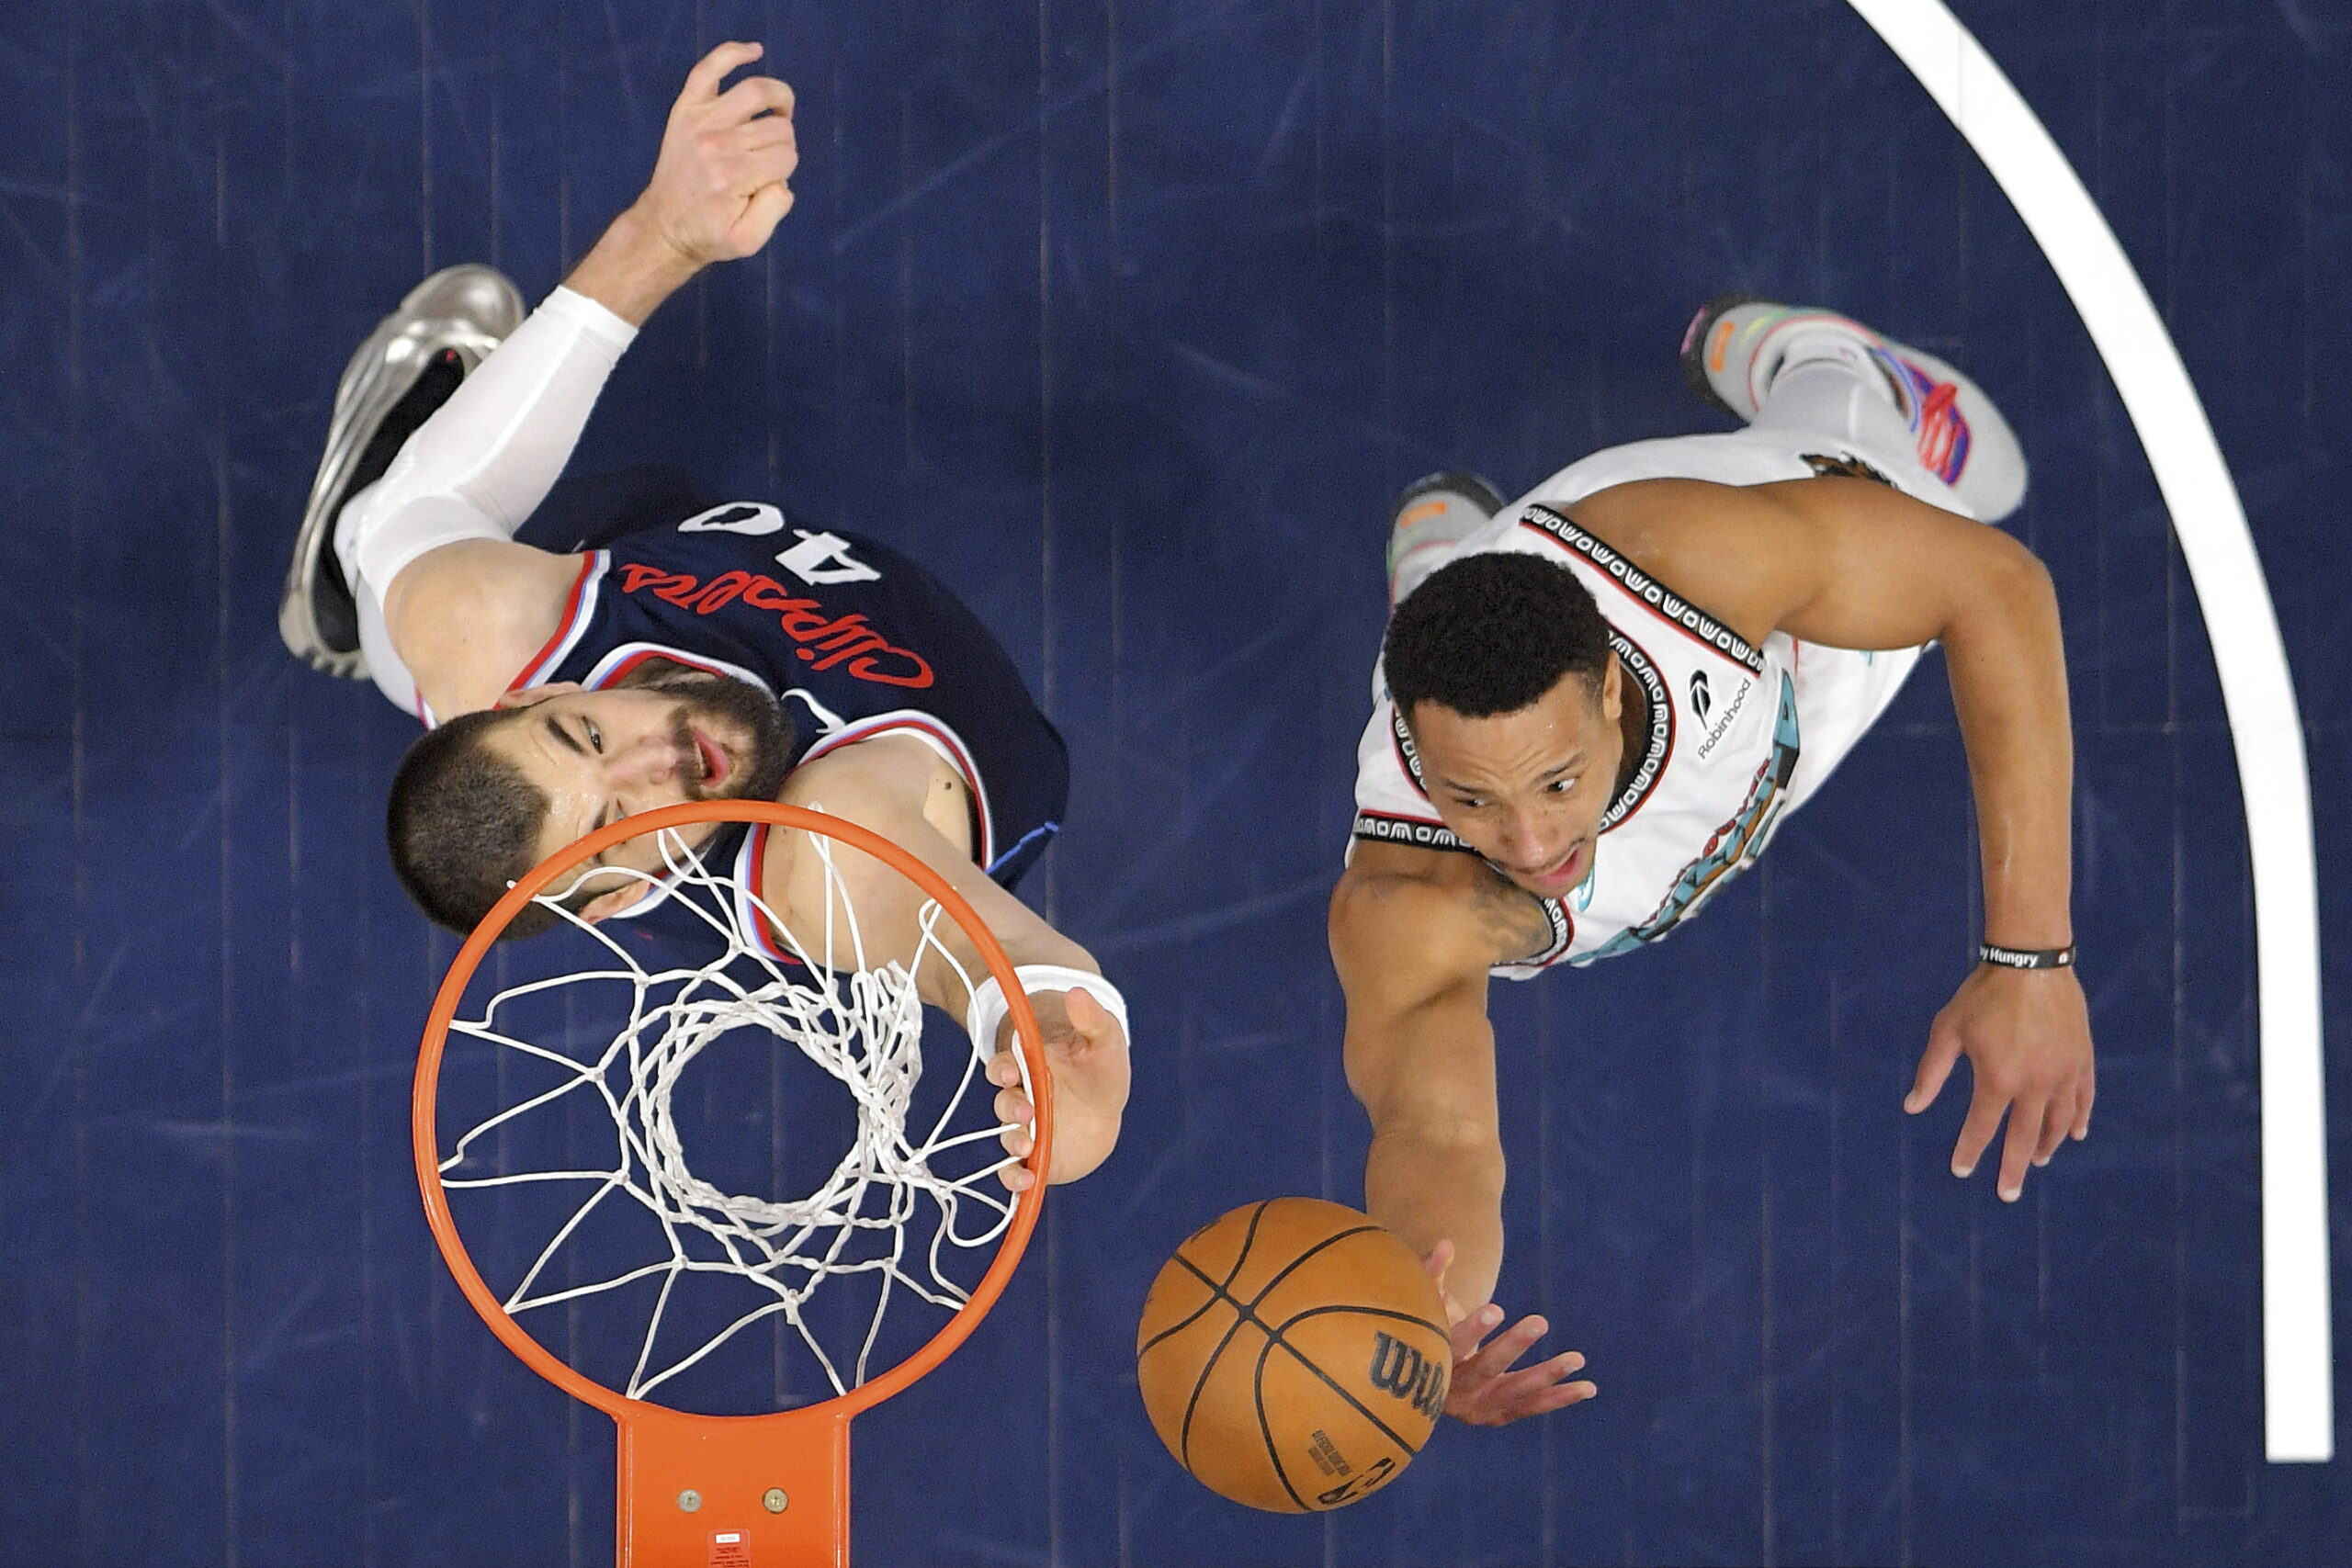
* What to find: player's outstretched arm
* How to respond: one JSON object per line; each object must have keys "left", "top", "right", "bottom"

{"left": 767, "top": 740, "right": 1130, "bottom": 1190}
{"left": 1767, "top": 479, "right": 2088, "bottom": 1203}
{"left": 1593, "top": 476, "right": 2094, "bottom": 1202}
{"left": 366, "top": 44, "right": 800, "bottom": 716}
{"left": 565, "top": 40, "right": 799, "bottom": 325}
{"left": 1331, "top": 843, "right": 1595, "bottom": 1426}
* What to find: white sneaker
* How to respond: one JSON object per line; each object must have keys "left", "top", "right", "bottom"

{"left": 1679, "top": 293, "right": 2028, "bottom": 522}
{"left": 1387, "top": 470, "right": 1507, "bottom": 605}
{"left": 279, "top": 265, "right": 525, "bottom": 678}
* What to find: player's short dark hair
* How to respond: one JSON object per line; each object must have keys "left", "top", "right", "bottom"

{"left": 385, "top": 708, "right": 571, "bottom": 941}
{"left": 1383, "top": 551, "right": 1613, "bottom": 719}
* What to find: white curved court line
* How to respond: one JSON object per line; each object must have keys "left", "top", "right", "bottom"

{"left": 1847, "top": 0, "right": 2332, "bottom": 1462}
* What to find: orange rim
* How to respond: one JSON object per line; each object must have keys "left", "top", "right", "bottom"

{"left": 411, "top": 797, "right": 1051, "bottom": 1430}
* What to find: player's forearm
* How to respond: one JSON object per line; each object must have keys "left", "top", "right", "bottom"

{"left": 562, "top": 205, "right": 707, "bottom": 328}
{"left": 1940, "top": 549, "right": 2074, "bottom": 949}
{"left": 1364, "top": 1124, "right": 1507, "bottom": 1310}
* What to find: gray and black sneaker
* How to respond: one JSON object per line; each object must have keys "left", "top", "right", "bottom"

{"left": 1387, "top": 469, "right": 1509, "bottom": 606}
{"left": 279, "top": 264, "right": 526, "bottom": 678}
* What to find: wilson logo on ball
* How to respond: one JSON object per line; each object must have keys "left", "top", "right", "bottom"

{"left": 1368, "top": 1331, "right": 1447, "bottom": 1417}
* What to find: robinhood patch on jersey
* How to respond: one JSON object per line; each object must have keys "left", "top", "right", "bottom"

{"left": 1578, "top": 671, "right": 1801, "bottom": 964}
{"left": 1691, "top": 671, "right": 1755, "bottom": 762}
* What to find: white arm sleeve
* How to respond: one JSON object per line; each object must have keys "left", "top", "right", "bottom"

{"left": 336, "top": 286, "right": 638, "bottom": 593}
{"left": 335, "top": 287, "right": 638, "bottom": 715}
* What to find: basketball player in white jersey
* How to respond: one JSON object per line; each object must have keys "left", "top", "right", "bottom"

{"left": 278, "top": 43, "right": 1126, "bottom": 1190}
{"left": 1340, "top": 302, "right": 2093, "bottom": 1423}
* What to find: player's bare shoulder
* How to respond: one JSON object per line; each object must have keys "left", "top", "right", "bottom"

{"left": 387, "top": 538, "right": 589, "bottom": 716}
{"left": 1330, "top": 840, "right": 1557, "bottom": 995}
{"left": 778, "top": 732, "right": 973, "bottom": 856}
{"left": 1563, "top": 477, "right": 1811, "bottom": 647}
{"left": 758, "top": 733, "right": 978, "bottom": 936}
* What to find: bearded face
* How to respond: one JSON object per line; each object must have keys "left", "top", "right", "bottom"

{"left": 481, "top": 669, "right": 800, "bottom": 900}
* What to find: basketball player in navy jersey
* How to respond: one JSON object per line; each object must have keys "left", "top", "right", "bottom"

{"left": 277, "top": 43, "right": 1124, "bottom": 1190}
{"left": 1338, "top": 305, "right": 2095, "bottom": 1424}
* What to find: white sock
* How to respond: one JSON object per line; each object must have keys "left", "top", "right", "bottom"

{"left": 1752, "top": 355, "right": 1921, "bottom": 476}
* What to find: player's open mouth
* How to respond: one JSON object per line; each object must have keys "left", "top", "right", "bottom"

{"left": 691, "top": 728, "right": 730, "bottom": 788}
{"left": 1518, "top": 840, "right": 1587, "bottom": 894}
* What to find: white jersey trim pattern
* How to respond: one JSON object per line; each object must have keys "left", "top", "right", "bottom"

{"left": 1517, "top": 504, "right": 1764, "bottom": 675}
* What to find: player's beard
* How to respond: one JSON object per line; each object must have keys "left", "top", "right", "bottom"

{"left": 650, "top": 672, "right": 796, "bottom": 804}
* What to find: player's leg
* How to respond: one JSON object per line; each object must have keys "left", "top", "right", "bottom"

{"left": 1386, "top": 470, "right": 1510, "bottom": 605}
{"left": 279, "top": 266, "right": 525, "bottom": 680}
{"left": 1679, "top": 294, "right": 2027, "bottom": 522}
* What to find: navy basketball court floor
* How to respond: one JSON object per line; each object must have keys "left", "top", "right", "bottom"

{"left": 4, "top": 1, "right": 2349, "bottom": 1562}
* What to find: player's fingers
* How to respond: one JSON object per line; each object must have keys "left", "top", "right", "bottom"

{"left": 1996, "top": 1095, "right": 2044, "bottom": 1201}
{"left": 1950, "top": 1084, "right": 2007, "bottom": 1179}
{"left": 735, "top": 182, "right": 796, "bottom": 249}
{"left": 729, "top": 112, "right": 800, "bottom": 152}
{"left": 1464, "top": 1314, "right": 1547, "bottom": 1379}
{"left": 993, "top": 1087, "right": 1035, "bottom": 1127}
{"left": 710, "top": 73, "right": 797, "bottom": 130}
{"left": 1501, "top": 1353, "right": 1587, "bottom": 1398}
{"left": 682, "top": 40, "right": 764, "bottom": 105}
{"left": 997, "top": 1162, "right": 1035, "bottom": 1193}
{"left": 2074, "top": 1062, "right": 2096, "bottom": 1139}
{"left": 1448, "top": 1302, "right": 1500, "bottom": 1363}
{"left": 2032, "top": 1086, "right": 2075, "bottom": 1166}
{"left": 1520, "top": 1372, "right": 1599, "bottom": 1416}
{"left": 1905, "top": 1021, "right": 1964, "bottom": 1114}
{"left": 1474, "top": 1354, "right": 1590, "bottom": 1422}
{"left": 726, "top": 121, "right": 801, "bottom": 186}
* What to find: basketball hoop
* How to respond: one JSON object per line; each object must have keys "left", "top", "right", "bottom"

{"left": 413, "top": 799, "right": 1051, "bottom": 1567}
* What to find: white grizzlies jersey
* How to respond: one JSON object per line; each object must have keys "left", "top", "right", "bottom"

{"left": 1352, "top": 427, "right": 1965, "bottom": 979}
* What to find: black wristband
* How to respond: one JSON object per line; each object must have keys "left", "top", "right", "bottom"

{"left": 1979, "top": 942, "right": 2075, "bottom": 971}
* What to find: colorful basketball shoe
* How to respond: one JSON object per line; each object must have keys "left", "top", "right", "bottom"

{"left": 279, "top": 265, "right": 526, "bottom": 678}
{"left": 1679, "top": 294, "right": 2028, "bottom": 522}
{"left": 1387, "top": 469, "right": 1508, "bottom": 605}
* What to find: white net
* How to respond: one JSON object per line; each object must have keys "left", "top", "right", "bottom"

{"left": 434, "top": 820, "right": 1031, "bottom": 1406}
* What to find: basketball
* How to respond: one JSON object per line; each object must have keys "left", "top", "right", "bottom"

{"left": 1136, "top": 1198, "right": 1453, "bottom": 1512}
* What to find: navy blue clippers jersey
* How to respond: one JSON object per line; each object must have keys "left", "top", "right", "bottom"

{"left": 506, "top": 468, "right": 1067, "bottom": 963}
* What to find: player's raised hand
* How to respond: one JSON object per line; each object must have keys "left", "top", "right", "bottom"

{"left": 1421, "top": 1240, "right": 1596, "bottom": 1427}
{"left": 564, "top": 42, "right": 800, "bottom": 324}
{"left": 986, "top": 986, "right": 1132, "bottom": 1191}
{"left": 635, "top": 40, "right": 799, "bottom": 266}
{"left": 1905, "top": 963, "right": 2096, "bottom": 1201}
